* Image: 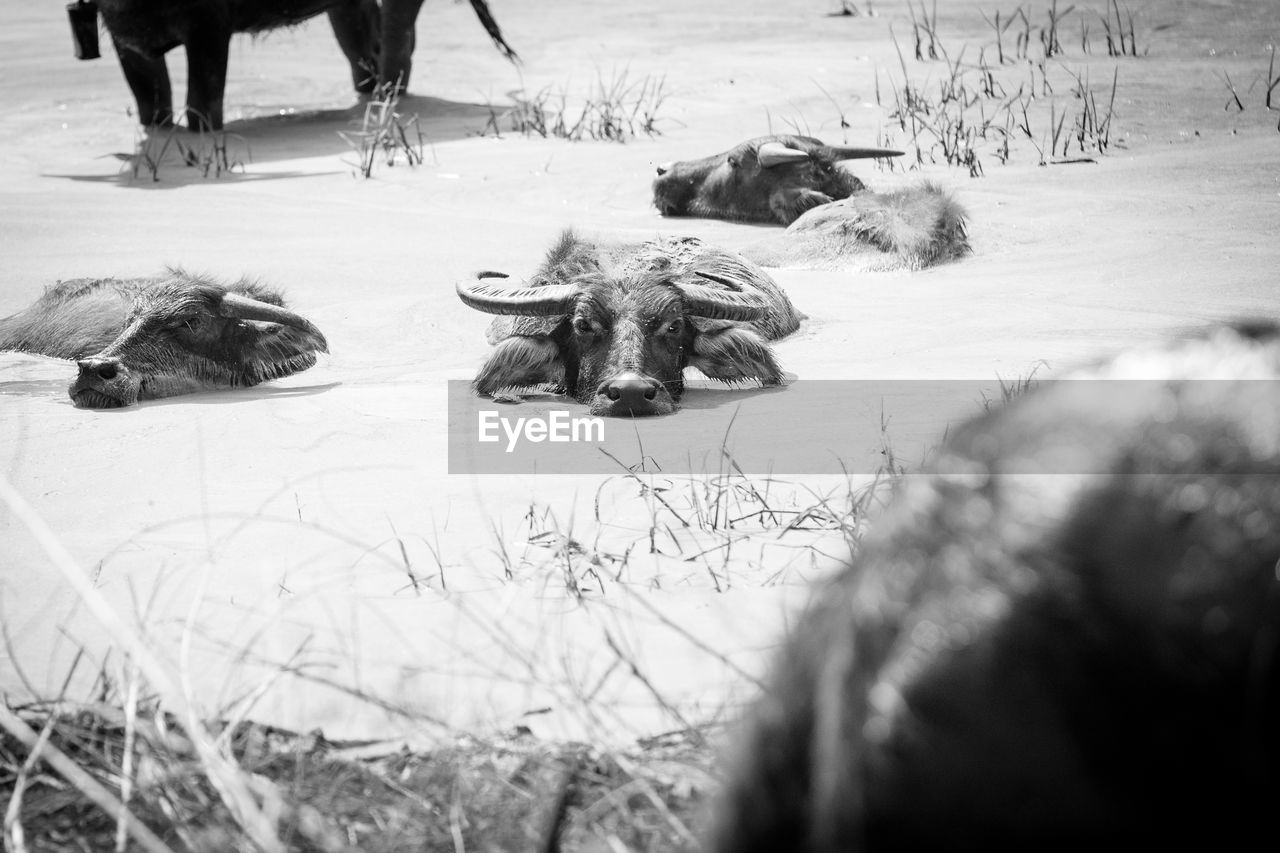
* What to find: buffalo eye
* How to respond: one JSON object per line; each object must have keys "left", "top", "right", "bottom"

{"left": 573, "top": 317, "right": 596, "bottom": 336}
{"left": 166, "top": 314, "right": 202, "bottom": 333}
{"left": 664, "top": 318, "right": 685, "bottom": 336}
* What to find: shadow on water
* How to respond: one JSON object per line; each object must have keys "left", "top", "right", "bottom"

{"left": 133, "top": 381, "right": 343, "bottom": 409}
{"left": 42, "top": 95, "right": 502, "bottom": 189}
{"left": 0, "top": 380, "right": 340, "bottom": 410}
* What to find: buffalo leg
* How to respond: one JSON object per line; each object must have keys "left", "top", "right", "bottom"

{"left": 690, "top": 326, "right": 785, "bottom": 385}
{"left": 473, "top": 336, "right": 564, "bottom": 396}
{"left": 380, "top": 0, "right": 427, "bottom": 91}
{"left": 182, "top": 24, "right": 232, "bottom": 131}
{"left": 327, "top": 0, "right": 381, "bottom": 94}
{"left": 113, "top": 40, "right": 174, "bottom": 127}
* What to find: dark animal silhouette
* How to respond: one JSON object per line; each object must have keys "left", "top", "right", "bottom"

{"left": 456, "top": 230, "right": 801, "bottom": 417}
{"left": 711, "top": 322, "right": 1280, "bottom": 851}
{"left": 97, "top": 0, "right": 517, "bottom": 130}
{"left": 0, "top": 270, "right": 327, "bottom": 408}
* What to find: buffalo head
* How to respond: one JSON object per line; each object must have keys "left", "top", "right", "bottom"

{"left": 652, "top": 135, "right": 903, "bottom": 225}
{"left": 457, "top": 231, "right": 801, "bottom": 417}
{"left": 0, "top": 272, "right": 328, "bottom": 409}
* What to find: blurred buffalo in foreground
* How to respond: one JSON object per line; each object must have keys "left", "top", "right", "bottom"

{"left": 0, "top": 271, "right": 327, "bottom": 408}
{"left": 456, "top": 230, "right": 801, "bottom": 417}
{"left": 711, "top": 322, "right": 1280, "bottom": 851}
{"left": 97, "top": 0, "right": 517, "bottom": 130}
{"left": 653, "top": 135, "right": 970, "bottom": 271}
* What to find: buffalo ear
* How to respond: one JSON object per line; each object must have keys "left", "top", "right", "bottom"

{"left": 473, "top": 334, "right": 565, "bottom": 396}
{"left": 689, "top": 324, "right": 785, "bottom": 385}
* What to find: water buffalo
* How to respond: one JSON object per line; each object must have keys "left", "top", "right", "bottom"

{"left": 97, "top": 0, "right": 517, "bottom": 130}
{"left": 651, "top": 135, "right": 903, "bottom": 226}
{"left": 0, "top": 271, "right": 328, "bottom": 408}
{"left": 710, "top": 322, "right": 1280, "bottom": 850}
{"left": 653, "top": 135, "right": 969, "bottom": 271}
{"left": 456, "top": 230, "right": 802, "bottom": 417}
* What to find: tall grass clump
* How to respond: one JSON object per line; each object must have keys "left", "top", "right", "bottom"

{"left": 481, "top": 68, "right": 670, "bottom": 143}
{"left": 120, "top": 117, "right": 249, "bottom": 182}
{"left": 873, "top": 0, "right": 1133, "bottom": 176}
{"left": 338, "top": 81, "right": 427, "bottom": 179}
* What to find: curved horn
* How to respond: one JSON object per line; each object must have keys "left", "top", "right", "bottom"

{"left": 757, "top": 141, "right": 813, "bottom": 169}
{"left": 820, "top": 145, "right": 905, "bottom": 161}
{"left": 455, "top": 271, "right": 580, "bottom": 317}
{"left": 219, "top": 293, "right": 328, "bottom": 352}
{"left": 677, "top": 273, "right": 767, "bottom": 322}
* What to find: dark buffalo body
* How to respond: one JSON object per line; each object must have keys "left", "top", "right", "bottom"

{"left": 0, "top": 270, "right": 327, "bottom": 408}
{"left": 98, "top": 0, "right": 516, "bottom": 130}
{"left": 711, "top": 323, "right": 1280, "bottom": 851}
{"left": 652, "top": 135, "right": 902, "bottom": 225}
{"left": 457, "top": 231, "right": 801, "bottom": 417}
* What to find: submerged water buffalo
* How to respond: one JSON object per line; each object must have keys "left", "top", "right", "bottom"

{"left": 653, "top": 135, "right": 970, "bottom": 271}
{"left": 97, "top": 0, "right": 517, "bottom": 130}
{"left": 740, "top": 181, "right": 971, "bottom": 272}
{"left": 711, "top": 322, "right": 1280, "bottom": 850}
{"left": 456, "top": 231, "right": 801, "bottom": 417}
{"left": 652, "top": 135, "right": 902, "bottom": 225}
{"left": 0, "top": 271, "right": 328, "bottom": 408}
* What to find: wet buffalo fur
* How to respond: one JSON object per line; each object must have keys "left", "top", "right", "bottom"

{"left": 711, "top": 322, "right": 1280, "bottom": 852}
{"left": 740, "top": 182, "right": 971, "bottom": 272}
{"left": 0, "top": 270, "right": 327, "bottom": 408}
{"left": 468, "top": 230, "right": 802, "bottom": 416}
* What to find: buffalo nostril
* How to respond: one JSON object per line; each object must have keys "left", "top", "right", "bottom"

{"left": 77, "top": 359, "right": 120, "bottom": 381}
{"left": 598, "top": 374, "right": 663, "bottom": 410}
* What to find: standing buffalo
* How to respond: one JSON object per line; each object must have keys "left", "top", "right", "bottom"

{"left": 96, "top": 0, "right": 517, "bottom": 130}
{"left": 711, "top": 322, "right": 1280, "bottom": 850}
{"left": 0, "top": 271, "right": 328, "bottom": 408}
{"left": 456, "top": 231, "right": 801, "bottom": 417}
{"left": 652, "top": 135, "right": 902, "bottom": 225}
{"left": 653, "top": 135, "right": 970, "bottom": 271}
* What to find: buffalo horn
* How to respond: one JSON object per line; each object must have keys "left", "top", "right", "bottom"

{"left": 821, "top": 144, "right": 905, "bottom": 161}
{"left": 679, "top": 273, "right": 767, "bottom": 322}
{"left": 456, "top": 271, "right": 580, "bottom": 316}
{"left": 219, "top": 293, "right": 328, "bottom": 352}
{"left": 757, "top": 142, "right": 812, "bottom": 169}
